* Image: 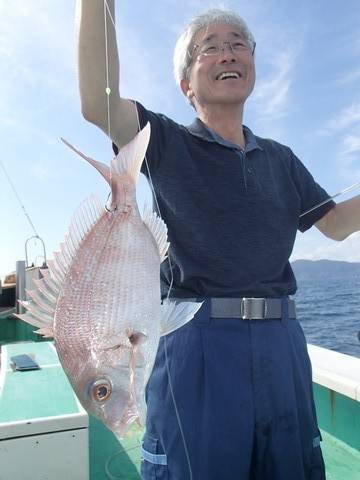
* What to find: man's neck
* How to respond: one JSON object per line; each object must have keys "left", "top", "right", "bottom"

{"left": 197, "top": 104, "right": 245, "bottom": 148}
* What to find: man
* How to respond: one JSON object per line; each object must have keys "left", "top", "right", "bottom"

{"left": 76, "top": 2, "right": 360, "bottom": 479}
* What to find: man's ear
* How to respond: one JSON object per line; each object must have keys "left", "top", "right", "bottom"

{"left": 180, "top": 78, "right": 194, "bottom": 101}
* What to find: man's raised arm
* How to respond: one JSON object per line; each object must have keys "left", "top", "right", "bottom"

{"left": 76, "top": 0, "right": 138, "bottom": 147}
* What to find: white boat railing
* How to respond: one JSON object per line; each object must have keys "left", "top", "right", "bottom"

{"left": 308, "top": 344, "right": 360, "bottom": 401}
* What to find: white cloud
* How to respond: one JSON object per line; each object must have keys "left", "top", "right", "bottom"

{"left": 316, "top": 102, "right": 360, "bottom": 183}
{"left": 342, "top": 134, "right": 360, "bottom": 155}
{"left": 293, "top": 232, "right": 360, "bottom": 262}
{"left": 252, "top": 50, "right": 294, "bottom": 118}
{"left": 327, "top": 102, "right": 360, "bottom": 131}
{"left": 0, "top": 1, "right": 76, "bottom": 112}
{"left": 30, "top": 164, "right": 54, "bottom": 182}
{"left": 336, "top": 68, "right": 360, "bottom": 86}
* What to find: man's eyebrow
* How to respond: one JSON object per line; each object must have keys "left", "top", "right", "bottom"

{"left": 202, "top": 31, "right": 244, "bottom": 42}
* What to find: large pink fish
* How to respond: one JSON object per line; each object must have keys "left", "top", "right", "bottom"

{"left": 17, "top": 124, "right": 201, "bottom": 437}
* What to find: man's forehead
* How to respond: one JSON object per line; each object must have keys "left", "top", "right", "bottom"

{"left": 195, "top": 25, "right": 244, "bottom": 43}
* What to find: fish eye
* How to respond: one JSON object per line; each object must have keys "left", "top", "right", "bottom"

{"left": 91, "top": 379, "right": 112, "bottom": 403}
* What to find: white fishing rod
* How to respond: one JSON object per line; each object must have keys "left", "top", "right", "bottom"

{"left": 300, "top": 181, "right": 360, "bottom": 218}
{"left": 0, "top": 158, "right": 40, "bottom": 238}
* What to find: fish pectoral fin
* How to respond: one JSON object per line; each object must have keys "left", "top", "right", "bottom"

{"left": 160, "top": 300, "right": 203, "bottom": 336}
{"left": 101, "top": 331, "right": 147, "bottom": 352}
{"left": 102, "top": 341, "right": 130, "bottom": 352}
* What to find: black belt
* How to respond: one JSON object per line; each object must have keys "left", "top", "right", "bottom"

{"left": 208, "top": 297, "right": 296, "bottom": 320}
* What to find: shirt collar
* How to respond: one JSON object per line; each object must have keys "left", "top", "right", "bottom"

{"left": 186, "top": 117, "right": 263, "bottom": 153}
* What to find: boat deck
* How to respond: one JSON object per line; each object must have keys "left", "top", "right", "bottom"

{"left": 91, "top": 421, "right": 360, "bottom": 479}
{"left": 321, "top": 430, "right": 360, "bottom": 480}
{"left": 0, "top": 332, "right": 359, "bottom": 478}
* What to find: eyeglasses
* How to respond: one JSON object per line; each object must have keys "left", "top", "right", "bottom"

{"left": 191, "top": 39, "right": 256, "bottom": 60}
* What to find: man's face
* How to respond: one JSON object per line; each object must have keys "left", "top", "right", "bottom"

{"left": 181, "top": 23, "right": 256, "bottom": 109}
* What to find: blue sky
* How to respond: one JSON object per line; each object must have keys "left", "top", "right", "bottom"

{"left": 1, "top": 0, "right": 360, "bottom": 279}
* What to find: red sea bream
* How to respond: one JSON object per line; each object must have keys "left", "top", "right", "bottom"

{"left": 17, "top": 124, "right": 201, "bottom": 436}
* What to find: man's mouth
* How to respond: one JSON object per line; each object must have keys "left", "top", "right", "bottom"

{"left": 216, "top": 71, "right": 241, "bottom": 80}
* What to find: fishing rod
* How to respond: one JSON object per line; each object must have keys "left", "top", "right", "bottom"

{"left": 0, "top": 158, "right": 47, "bottom": 267}
{"left": 299, "top": 180, "right": 360, "bottom": 218}
{"left": 0, "top": 158, "right": 39, "bottom": 238}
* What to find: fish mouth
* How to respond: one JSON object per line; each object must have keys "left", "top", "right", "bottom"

{"left": 110, "top": 407, "right": 140, "bottom": 438}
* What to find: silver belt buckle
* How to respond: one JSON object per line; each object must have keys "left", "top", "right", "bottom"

{"left": 241, "top": 298, "right": 267, "bottom": 320}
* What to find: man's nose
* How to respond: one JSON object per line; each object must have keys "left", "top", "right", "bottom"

{"left": 218, "top": 43, "right": 237, "bottom": 61}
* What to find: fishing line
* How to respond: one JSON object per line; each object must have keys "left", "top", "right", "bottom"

{"left": 103, "top": 0, "right": 112, "bottom": 139}
{"left": 134, "top": 101, "right": 193, "bottom": 480}
{"left": 0, "top": 158, "right": 40, "bottom": 237}
{"left": 132, "top": 102, "right": 175, "bottom": 298}
{"left": 105, "top": 443, "right": 142, "bottom": 480}
{"left": 102, "top": 2, "right": 192, "bottom": 478}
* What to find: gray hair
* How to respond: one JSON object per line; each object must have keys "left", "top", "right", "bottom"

{"left": 173, "top": 8, "right": 256, "bottom": 85}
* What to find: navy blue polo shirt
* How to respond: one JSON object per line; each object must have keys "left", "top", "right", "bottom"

{"left": 116, "top": 102, "right": 335, "bottom": 299}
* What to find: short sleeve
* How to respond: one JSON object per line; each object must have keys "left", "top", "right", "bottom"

{"left": 112, "top": 101, "right": 175, "bottom": 177}
{"left": 290, "top": 152, "right": 335, "bottom": 232}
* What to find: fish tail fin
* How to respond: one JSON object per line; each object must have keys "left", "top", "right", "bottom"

{"left": 160, "top": 300, "right": 203, "bottom": 336}
{"left": 61, "top": 138, "right": 111, "bottom": 185}
{"left": 111, "top": 122, "right": 150, "bottom": 184}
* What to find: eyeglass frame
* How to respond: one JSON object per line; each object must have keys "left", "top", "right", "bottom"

{"left": 189, "top": 39, "right": 256, "bottom": 63}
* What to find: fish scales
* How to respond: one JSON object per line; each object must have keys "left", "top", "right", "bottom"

{"left": 17, "top": 124, "right": 202, "bottom": 437}
{"left": 56, "top": 214, "right": 160, "bottom": 350}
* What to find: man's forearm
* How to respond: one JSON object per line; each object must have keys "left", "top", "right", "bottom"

{"left": 333, "top": 195, "right": 360, "bottom": 239}
{"left": 316, "top": 194, "right": 360, "bottom": 241}
{"left": 76, "top": 0, "right": 120, "bottom": 124}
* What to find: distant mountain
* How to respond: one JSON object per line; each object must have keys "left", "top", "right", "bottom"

{"left": 291, "top": 259, "right": 360, "bottom": 278}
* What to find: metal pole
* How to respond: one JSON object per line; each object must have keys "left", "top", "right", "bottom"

{"left": 16, "top": 260, "right": 26, "bottom": 314}
{"left": 25, "top": 235, "right": 47, "bottom": 268}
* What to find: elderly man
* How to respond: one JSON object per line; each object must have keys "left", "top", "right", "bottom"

{"left": 76, "top": 2, "right": 360, "bottom": 479}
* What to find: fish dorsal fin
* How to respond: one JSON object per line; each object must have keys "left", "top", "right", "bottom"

{"left": 111, "top": 122, "right": 150, "bottom": 183}
{"left": 142, "top": 206, "right": 169, "bottom": 262}
{"left": 33, "top": 277, "right": 57, "bottom": 303}
{"left": 15, "top": 305, "right": 55, "bottom": 338}
{"left": 47, "top": 195, "right": 104, "bottom": 286}
{"left": 18, "top": 195, "right": 104, "bottom": 337}
{"left": 160, "top": 300, "right": 203, "bottom": 336}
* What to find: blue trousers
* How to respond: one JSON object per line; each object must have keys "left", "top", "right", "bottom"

{"left": 141, "top": 299, "right": 326, "bottom": 479}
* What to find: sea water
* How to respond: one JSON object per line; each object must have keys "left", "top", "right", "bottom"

{"left": 295, "top": 274, "right": 360, "bottom": 358}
